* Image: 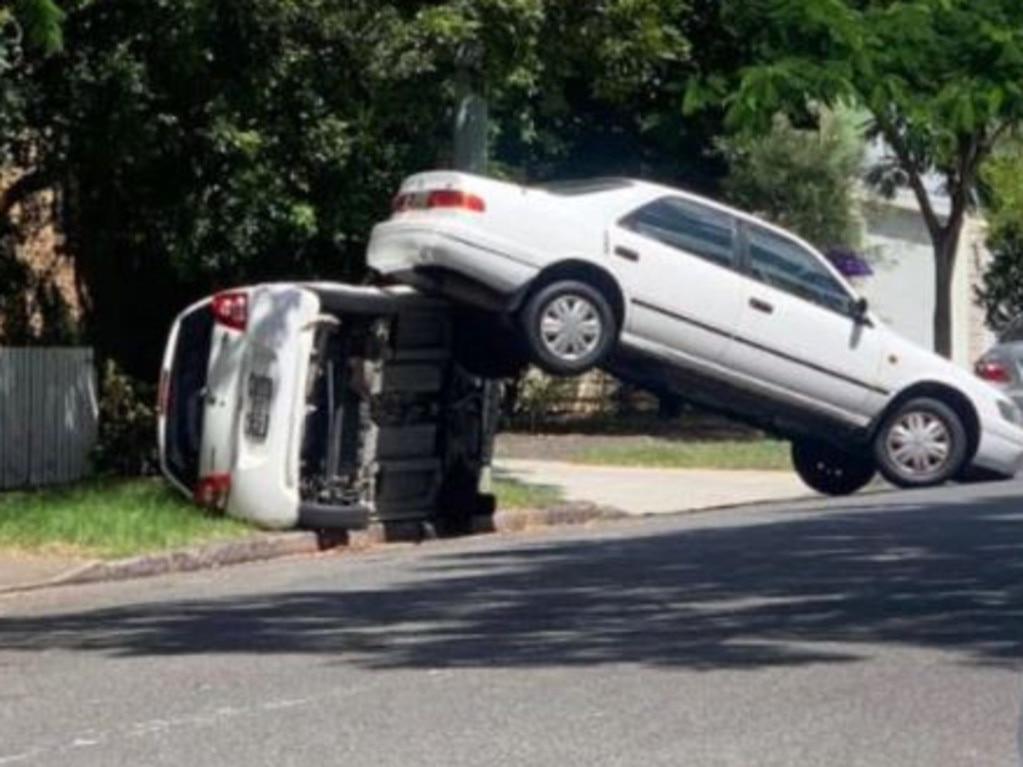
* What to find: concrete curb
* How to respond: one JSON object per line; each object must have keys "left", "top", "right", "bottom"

{"left": 0, "top": 532, "right": 322, "bottom": 595}
{"left": 0, "top": 498, "right": 743, "bottom": 595}
{"left": 483, "top": 502, "right": 629, "bottom": 533}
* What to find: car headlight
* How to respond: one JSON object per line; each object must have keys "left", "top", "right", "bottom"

{"left": 997, "top": 398, "right": 1023, "bottom": 426}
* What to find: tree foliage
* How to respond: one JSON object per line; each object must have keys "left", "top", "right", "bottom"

{"left": 2, "top": 0, "right": 728, "bottom": 376}
{"left": 691, "top": 0, "right": 1023, "bottom": 358}
{"left": 976, "top": 150, "right": 1023, "bottom": 330}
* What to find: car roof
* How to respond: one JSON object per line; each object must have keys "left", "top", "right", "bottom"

{"left": 535, "top": 175, "right": 827, "bottom": 255}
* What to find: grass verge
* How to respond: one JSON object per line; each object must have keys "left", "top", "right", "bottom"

{"left": 0, "top": 477, "right": 564, "bottom": 559}
{"left": 0, "top": 479, "right": 254, "bottom": 560}
{"left": 492, "top": 477, "right": 563, "bottom": 509}
{"left": 571, "top": 440, "right": 792, "bottom": 471}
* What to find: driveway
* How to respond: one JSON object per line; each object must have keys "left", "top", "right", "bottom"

{"left": 495, "top": 458, "right": 809, "bottom": 515}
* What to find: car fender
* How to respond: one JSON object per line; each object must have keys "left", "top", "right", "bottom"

{"left": 507, "top": 257, "right": 633, "bottom": 328}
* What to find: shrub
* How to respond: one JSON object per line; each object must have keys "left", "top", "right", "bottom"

{"left": 717, "top": 107, "right": 865, "bottom": 249}
{"left": 93, "top": 360, "right": 158, "bottom": 477}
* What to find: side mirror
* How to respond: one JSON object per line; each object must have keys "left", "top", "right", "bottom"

{"left": 851, "top": 297, "right": 871, "bottom": 324}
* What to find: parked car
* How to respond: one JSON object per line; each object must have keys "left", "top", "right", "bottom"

{"left": 158, "top": 282, "right": 497, "bottom": 530}
{"left": 368, "top": 171, "right": 1023, "bottom": 495}
{"left": 974, "top": 315, "right": 1023, "bottom": 414}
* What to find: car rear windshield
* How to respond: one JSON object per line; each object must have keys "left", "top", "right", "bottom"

{"left": 535, "top": 179, "right": 634, "bottom": 196}
{"left": 163, "top": 304, "right": 213, "bottom": 489}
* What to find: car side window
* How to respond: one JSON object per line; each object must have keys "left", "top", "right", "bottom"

{"left": 746, "top": 224, "right": 854, "bottom": 314}
{"left": 619, "top": 196, "right": 737, "bottom": 269}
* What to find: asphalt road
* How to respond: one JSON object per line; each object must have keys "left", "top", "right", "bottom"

{"left": 1, "top": 481, "right": 1022, "bottom": 766}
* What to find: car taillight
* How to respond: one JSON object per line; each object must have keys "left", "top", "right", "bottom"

{"left": 211, "top": 291, "right": 248, "bottom": 331}
{"left": 194, "top": 473, "right": 231, "bottom": 511}
{"left": 975, "top": 358, "right": 1011, "bottom": 384}
{"left": 157, "top": 370, "right": 169, "bottom": 416}
{"left": 392, "top": 189, "right": 486, "bottom": 213}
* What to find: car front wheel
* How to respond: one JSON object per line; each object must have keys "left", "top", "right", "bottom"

{"left": 873, "top": 397, "right": 969, "bottom": 488}
{"left": 521, "top": 280, "right": 616, "bottom": 376}
{"left": 791, "top": 439, "right": 876, "bottom": 496}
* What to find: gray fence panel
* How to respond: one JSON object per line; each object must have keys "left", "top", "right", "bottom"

{"left": 0, "top": 348, "right": 98, "bottom": 489}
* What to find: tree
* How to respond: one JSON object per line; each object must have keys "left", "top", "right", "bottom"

{"left": 693, "top": 0, "right": 1023, "bottom": 358}
{"left": 1, "top": 0, "right": 63, "bottom": 217}
{"left": 0, "top": 0, "right": 70, "bottom": 345}
{"left": 975, "top": 150, "right": 1023, "bottom": 330}
{"left": 4, "top": 0, "right": 727, "bottom": 376}
{"left": 410, "top": 0, "right": 740, "bottom": 190}
{"left": 25, "top": 0, "right": 487, "bottom": 373}
{"left": 11, "top": 0, "right": 716, "bottom": 375}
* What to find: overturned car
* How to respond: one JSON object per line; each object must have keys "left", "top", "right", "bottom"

{"left": 158, "top": 282, "right": 497, "bottom": 531}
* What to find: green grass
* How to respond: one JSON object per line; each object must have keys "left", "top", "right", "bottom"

{"left": 0, "top": 479, "right": 255, "bottom": 559}
{"left": 0, "top": 476, "right": 564, "bottom": 559}
{"left": 571, "top": 440, "right": 792, "bottom": 471}
{"left": 492, "top": 477, "right": 564, "bottom": 509}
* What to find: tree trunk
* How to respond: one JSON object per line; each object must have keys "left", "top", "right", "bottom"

{"left": 932, "top": 228, "right": 962, "bottom": 360}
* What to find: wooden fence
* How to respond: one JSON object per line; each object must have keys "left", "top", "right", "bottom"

{"left": 0, "top": 348, "right": 98, "bottom": 489}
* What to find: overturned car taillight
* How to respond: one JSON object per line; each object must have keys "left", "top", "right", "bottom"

{"left": 194, "top": 473, "right": 232, "bottom": 511}
{"left": 211, "top": 291, "right": 248, "bottom": 331}
{"left": 392, "top": 189, "right": 486, "bottom": 213}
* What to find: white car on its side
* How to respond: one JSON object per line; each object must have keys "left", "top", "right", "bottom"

{"left": 368, "top": 170, "right": 1023, "bottom": 496}
{"left": 158, "top": 282, "right": 496, "bottom": 530}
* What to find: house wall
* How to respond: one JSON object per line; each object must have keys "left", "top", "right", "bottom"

{"left": 857, "top": 196, "right": 993, "bottom": 368}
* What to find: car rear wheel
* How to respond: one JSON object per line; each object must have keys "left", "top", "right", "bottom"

{"left": 791, "top": 439, "right": 876, "bottom": 496}
{"left": 873, "top": 397, "right": 968, "bottom": 488}
{"left": 521, "top": 280, "right": 616, "bottom": 376}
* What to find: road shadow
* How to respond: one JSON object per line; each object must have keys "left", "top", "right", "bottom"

{"left": 2, "top": 490, "right": 1022, "bottom": 672}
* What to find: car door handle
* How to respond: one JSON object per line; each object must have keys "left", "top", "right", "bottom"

{"left": 614, "top": 245, "right": 640, "bottom": 262}
{"left": 749, "top": 297, "right": 774, "bottom": 314}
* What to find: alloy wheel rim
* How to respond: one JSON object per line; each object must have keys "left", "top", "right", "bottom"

{"left": 539, "top": 295, "right": 603, "bottom": 362}
{"left": 885, "top": 411, "right": 951, "bottom": 477}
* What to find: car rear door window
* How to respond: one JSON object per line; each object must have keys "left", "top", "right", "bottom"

{"left": 746, "top": 224, "right": 853, "bottom": 314}
{"left": 620, "top": 197, "right": 737, "bottom": 269}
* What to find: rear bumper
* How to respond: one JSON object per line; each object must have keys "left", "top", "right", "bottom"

{"left": 368, "top": 222, "right": 540, "bottom": 300}
{"left": 226, "top": 466, "right": 300, "bottom": 529}
{"left": 224, "top": 476, "right": 372, "bottom": 530}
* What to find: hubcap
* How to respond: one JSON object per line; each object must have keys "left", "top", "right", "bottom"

{"left": 885, "top": 411, "right": 951, "bottom": 477}
{"left": 539, "top": 295, "right": 603, "bottom": 362}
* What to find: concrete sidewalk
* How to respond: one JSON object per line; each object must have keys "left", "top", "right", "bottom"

{"left": 0, "top": 552, "right": 93, "bottom": 594}
{"left": 495, "top": 459, "right": 809, "bottom": 516}
{"left": 0, "top": 463, "right": 811, "bottom": 594}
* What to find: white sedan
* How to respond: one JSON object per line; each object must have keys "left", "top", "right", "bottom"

{"left": 368, "top": 171, "right": 1023, "bottom": 495}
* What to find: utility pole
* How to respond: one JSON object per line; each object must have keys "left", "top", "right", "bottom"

{"left": 453, "top": 40, "right": 488, "bottom": 175}
{"left": 452, "top": 38, "right": 500, "bottom": 498}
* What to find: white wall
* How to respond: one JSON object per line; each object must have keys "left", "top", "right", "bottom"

{"left": 857, "top": 196, "right": 993, "bottom": 368}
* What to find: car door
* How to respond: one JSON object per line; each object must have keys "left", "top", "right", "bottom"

{"left": 729, "top": 221, "right": 888, "bottom": 424}
{"left": 609, "top": 195, "right": 747, "bottom": 374}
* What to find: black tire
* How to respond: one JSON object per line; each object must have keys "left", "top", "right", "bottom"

{"left": 873, "top": 397, "right": 969, "bottom": 488}
{"left": 791, "top": 439, "right": 876, "bottom": 496}
{"left": 520, "top": 280, "right": 617, "bottom": 376}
